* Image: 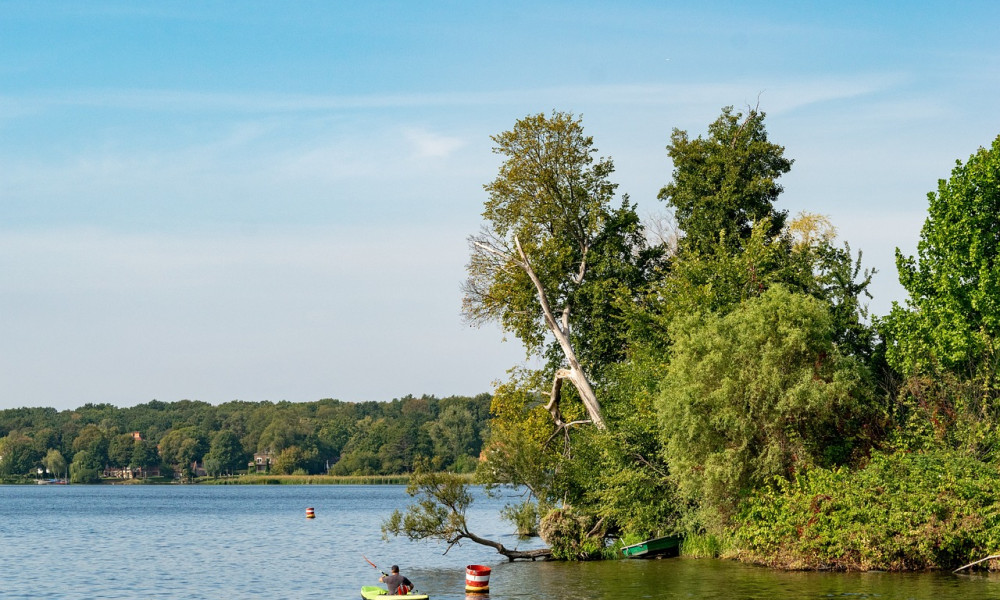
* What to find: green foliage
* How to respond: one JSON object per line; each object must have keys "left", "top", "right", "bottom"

{"left": 107, "top": 433, "right": 136, "bottom": 468}
{"left": 69, "top": 450, "right": 101, "bottom": 483}
{"left": 732, "top": 450, "right": 1000, "bottom": 571}
{"left": 659, "top": 106, "right": 792, "bottom": 256}
{"left": 882, "top": 135, "right": 1000, "bottom": 376}
{"left": 0, "top": 433, "right": 42, "bottom": 476}
{"left": 204, "top": 430, "right": 246, "bottom": 476}
{"left": 42, "top": 448, "right": 67, "bottom": 479}
{"left": 537, "top": 506, "right": 605, "bottom": 560}
{"left": 636, "top": 216, "right": 875, "bottom": 368}
{"left": 564, "top": 359, "right": 681, "bottom": 539}
{"left": 464, "top": 111, "right": 659, "bottom": 419}
{"left": 158, "top": 427, "right": 208, "bottom": 469}
{"left": 465, "top": 111, "right": 619, "bottom": 353}
{"left": 0, "top": 394, "right": 491, "bottom": 480}
{"left": 500, "top": 499, "right": 546, "bottom": 538}
{"left": 680, "top": 533, "right": 727, "bottom": 558}
{"left": 72, "top": 424, "right": 109, "bottom": 467}
{"left": 424, "top": 405, "right": 479, "bottom": 473}
{"left": 476, "top": 370, "right": 562, "bottom": 501}
{"left": 382, "top": 460, "right": 474, "bottom": 545}
{"left": 542, "top": 200, "right": 665, "bottom": 379}
{"left": 889, "top": 362, "right": 1000, "bottom": 461}
{"left": 272, "top": 445, "right": 317, "bottom": 475}
{"left": 658, "top": 285, "right": 874, "bottom": 530}
{"left": 130, "top": 439, "right": 159, "bottom": 470}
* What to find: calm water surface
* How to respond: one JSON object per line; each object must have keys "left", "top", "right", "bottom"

{"left": 1, "top": 485, "right": 997, "bottom": 599}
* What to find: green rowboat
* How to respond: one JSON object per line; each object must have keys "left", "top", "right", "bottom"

{"left": 620, "top": 535, "right": 682, "bottom": 558}
{"left": 360, "top": 585, "right": 429, "bottom": 600}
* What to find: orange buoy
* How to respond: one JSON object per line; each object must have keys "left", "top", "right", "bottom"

{"left": 306, "top": 507, "right": 315, "bottom": 519}
{"left": 465, "top": 564, "right": 491, "bottom": 593}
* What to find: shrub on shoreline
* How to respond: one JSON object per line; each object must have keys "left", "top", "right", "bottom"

{"left": 729, "top": 450, "right": 1000, "bottom": 571}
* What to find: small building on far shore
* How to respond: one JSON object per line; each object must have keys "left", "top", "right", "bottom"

{"left": 252, "top": 451, "right": 273, "bottom": 473}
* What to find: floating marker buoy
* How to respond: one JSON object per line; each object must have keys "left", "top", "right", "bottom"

{"left": 465, "top": 564, "right": 491, "bottom": 593}
{"left": 306, "top": 507, "right": 315, "bottom": 519}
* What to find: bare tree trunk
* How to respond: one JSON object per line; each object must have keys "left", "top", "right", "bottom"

{"left": 459, "top": 530, "right": 553, "bottom": 562}
{"left": 515, "top": 238, "right": 606, "bottom": 430}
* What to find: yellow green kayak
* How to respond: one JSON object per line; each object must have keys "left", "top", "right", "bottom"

{"left": 360, "top": 585, "right": 429, "bottom": 600}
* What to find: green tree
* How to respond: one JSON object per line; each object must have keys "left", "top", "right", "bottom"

{"left": 383, "top": 460, "right": 552, "bottom": 561}
{"left": 424, "top": 405, "right": 477, "bottom": 471}
{"left": 31, "top": 427, "right": 60, "bottom": 457}
{"left": 158, "top": 427, "right": 208, "bottom": 470}
{"left": 272, "top": 445, "right": 317, "bottom": 475}
{"left": 882, "top": 134, "right": 1000, "bottom": 376}
{"left": 657, "top": 285, "right": 872, "bottom": 530}
{"left": 130, "top": 440, "right": 159, "bottom": 473}
{"left": 42, "top": 448, "right": 67, "bottom": 479}
{"left": 107, "top": 433, "right": 136, "bottom": 468}
{"left": 257, "top": 415, "right": 302, "bottom": 454}
{"left": 70, "top": 450, "right": 101, "bottom": 483}
{"left": 464, "top": 111, "right": 656, "bottom": 432}
{"left": 0, "top": 433, "right": 41, "bottom": 476}
{"left": 72, "top": 424, "right": 109, "bottom": 468}
{"left": 659, "top": 106, "right": 792, "bottom": 255}
{"left": 203, "top": 430, "right": 245, "bottom": 476}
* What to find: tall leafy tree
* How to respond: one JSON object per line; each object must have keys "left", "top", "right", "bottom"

{"left": 158, "top": 427, "right": 208, "bottom": 470}
{"left": 42, "top": 448, "right": 67, "bottom": 479}
{"left": 882, "top": 135, "right": 1000, "bottom": 376}
{"left": 464, "top": 111, "right": 655, "bottom": 432}
{"left": 657, "top": 285, "right": 872, "bottom": 530}
{"left": 204, "top": 430, "right": 246, "bottom": 476}
{"left": 130, "top": 440, "right": 159, "bottom": 472}
{"left": 0, "top": 433, "right": 41, "bottom": 476}
{"left": 70, "top": 450, "right": 101, "bottom": 483}
{"left": 659, "top": 106, "right": 792, "bottom": 255}
{"left": 72, "top": 424, "right": 109, "bottom": 468}
{"left": 108, "top": 433, "right": 136, "bottom": 468}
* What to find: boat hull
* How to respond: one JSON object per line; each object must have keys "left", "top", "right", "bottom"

{"left": 361, "top": 585, "right": 429, "bottom": 600}
{"left": 621, "top": 535, "right": 682, "bottom": 558}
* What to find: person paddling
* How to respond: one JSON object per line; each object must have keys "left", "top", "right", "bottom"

{"left": 379, "top": 565, "right": 413, "bottom": 595}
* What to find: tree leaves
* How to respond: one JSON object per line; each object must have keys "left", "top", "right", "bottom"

{"left": 883, "top": 135, "right": 1000, "bottom": 376}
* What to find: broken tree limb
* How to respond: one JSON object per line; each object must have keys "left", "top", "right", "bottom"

{"left": 514, "top": 236, "right": 606, "bottom": 429}
{"left": 953, "top": 554, "right": 1000, "bottom": 573}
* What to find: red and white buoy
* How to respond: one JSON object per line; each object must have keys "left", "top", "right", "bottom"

{"left": 306, "top": 507, "right": 315, "bottom": 519}
{"left": 465, "top": 564, "right": 491, "bottom": 593}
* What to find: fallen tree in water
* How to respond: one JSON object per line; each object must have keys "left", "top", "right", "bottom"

{"left": 381, "top": 464, "right": 552, "bottom": 561}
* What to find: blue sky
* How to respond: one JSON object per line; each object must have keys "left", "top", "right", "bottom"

{"left": 2, "top": 1, "right": 999, "bottom": 410}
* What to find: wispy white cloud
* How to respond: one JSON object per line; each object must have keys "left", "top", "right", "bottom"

{"left": 0, "top": 73, "right": 900, "bottom": 117}
{"left": 403, "top": 127, "right": 467, "bottom": 159}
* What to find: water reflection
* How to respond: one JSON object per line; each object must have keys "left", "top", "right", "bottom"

{"left": 478, "top": 558, "right": 1000, "bottom": 600}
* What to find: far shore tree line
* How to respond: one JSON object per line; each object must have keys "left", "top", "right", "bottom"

{"left": 382, "top": 107, "right": 1000, "bottom": 570}
{"left": 0, "top": 394, "right": 490, "bottom": 483}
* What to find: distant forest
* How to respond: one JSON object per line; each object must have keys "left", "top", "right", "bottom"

{"left": 0, "top": 394, "right": 491, "bottom": 482}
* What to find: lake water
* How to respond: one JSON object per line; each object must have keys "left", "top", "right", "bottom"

{"left": 1, "top": 485, "right": 998, "bottom": 599}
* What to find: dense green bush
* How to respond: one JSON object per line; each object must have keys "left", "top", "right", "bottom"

{"left": 730, "top": 450, "right": 1000, "bottom": 570}
{"left": 500, "top": 499, "right": 545, "bottom": 538}
{"left": 538, "top": 506, "right": 606, "bottom": 560}
{"left": 658, "top": 285, "right": 874, "bottom": 530}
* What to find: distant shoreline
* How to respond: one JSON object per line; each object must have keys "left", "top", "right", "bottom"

{"left": 4, "top": 473, "right": 479, "bottom": 485}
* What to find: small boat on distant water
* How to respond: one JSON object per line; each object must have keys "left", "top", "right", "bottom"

{"left": 621, "top": 535, "right": 682, "bottom": 558}
{"left": 36, "top": 479, "right": 68, "bottom": 485}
